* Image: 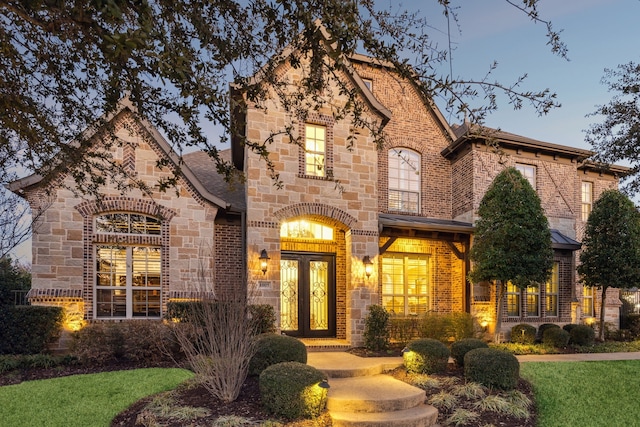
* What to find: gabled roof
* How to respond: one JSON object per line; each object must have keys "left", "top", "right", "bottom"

{"left": 7, "top": 98, "right": 236, "bottom": 212}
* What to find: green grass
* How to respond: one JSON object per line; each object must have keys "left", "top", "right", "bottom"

{"left": 0, "top": 368, "right": 193, "bottom": 427}
{"left": 521, "top": 360, "right": 640, "bottom": 427}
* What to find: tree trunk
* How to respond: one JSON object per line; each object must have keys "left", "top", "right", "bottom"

{"left": 599, "top": 286, "right": 608, "bottom": 341}
{"left": 494, "top": 281, "right": 506, "bottom": 343}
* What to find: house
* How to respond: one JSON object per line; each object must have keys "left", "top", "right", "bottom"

{"left": 9, "top": 27, "right": 628, "bottom": 345}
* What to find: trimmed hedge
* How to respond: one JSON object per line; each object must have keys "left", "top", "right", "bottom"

{"left": 450, "top": 338, "right": 488, "bottom": 367}
{"left": 259, "top": 362, "right": 327, "bottom": 420}
{"left": 249, "top": 334, "right": 307, "bottom": 376}
{"left": 464, "top": 348, "right": 520, "bottom": 390}
{"left": 543, "top": 327, "right": 570, "bottom": 348}
{"left": 510, "top": 323, "right": 536, "bottom": 344}
{"left": 570, "top": 325, "right": 596, "bottom": 346}
{"left": 0, "top": 306, "right": 63, "bottom": 354}
{"left": 403, "top": 338, "right": 450, "bottom": 374}
{"left": 166, "top": 301, "right": 275, "bottom": 335}
{"left": 537, "top": 323, "right": 560, "bottom": 341}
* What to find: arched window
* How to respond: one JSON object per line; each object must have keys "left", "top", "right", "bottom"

{"left": 388, "top": 148, "right": 420, "bottom": 213}
{"left": 94, "top": 213, "right": 161, "bottom": 319}
{"left": 281, "top": 219, "right": 333, "bottom": 240}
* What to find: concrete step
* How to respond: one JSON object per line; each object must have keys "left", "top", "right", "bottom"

{"left": 307, "top": 352, "right": 403, "bottom": 378}
{"left": 327, "top": 375, "right": 426, "bottom": 413}
{"left": 330, "top": 404, "right": 438, "bottom": 427}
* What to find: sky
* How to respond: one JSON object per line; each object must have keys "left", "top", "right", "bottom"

{"left": 407, "top": 0, "right": 640, "bottom": 151}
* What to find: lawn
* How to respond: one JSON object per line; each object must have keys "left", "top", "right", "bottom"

{"left": 0, "top": 368, "right": 193, "bottom": 427}
{"left": 521, "top": 360, "right": 640, "bottom": 427}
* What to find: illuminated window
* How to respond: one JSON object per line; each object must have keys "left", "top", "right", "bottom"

{"left": 526, "top": 285, "right": 540, "bottom": 317}
{"left": 583, "top": 286, "right": 595, "bottom": 317}
{"left": 388, "top": 148, "right": 420, "bottom": 213}
{"left": 95, "top": 213, "right": 161, "bottom": 235}
{"left": 582, "top": 181, "right": 593, "bottom": 221}
{"left": 382, "top": 254, "right": 429, "bottom": 315}
{"left": 506, "top": 282, "right": 520, "bottom": 316}
{"left": 515, "top": 163, "right": 536, "bottom": 189}
{"left": 95, "top": 246, "right": 161, "bottom": 318}
{"left": 280, "top": 219, "right": 333, "bottom": 240}
{"left": 545, "top": 262, "right": 559, "bottom": 316}
{"left": 305, "top": 124, "right": 326, "bottom": 177}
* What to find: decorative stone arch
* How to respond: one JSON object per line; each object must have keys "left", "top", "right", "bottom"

{"left": 75, "top": 197, "right": 176, "bottom": 319}
{"left": 273, "top": 203, "right": 357, "bottom": 231}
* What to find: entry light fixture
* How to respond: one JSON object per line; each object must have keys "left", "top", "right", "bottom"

{"left": 259, "top": 249, "right": 270, "bottom": 275}
{"left": 363, "top": 255, "right": 373, "bottom": 278}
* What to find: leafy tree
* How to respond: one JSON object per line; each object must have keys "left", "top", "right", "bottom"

{"left": 469, "top": 167, "right": 553, "bottom": 342}
{"left": 578, "top": 189, "right": 640, "bottom": 341}
{"left": 0, "top": 1, "right": 565, "bottom": 193}
{"left": 586, "top": 62, "right": 640, "bottom": 195}
{"left": 0, "top": 256, "right": 31, "bottom": 306}
{"left": 0, "top": 188, "right": 33, "bottom": 259}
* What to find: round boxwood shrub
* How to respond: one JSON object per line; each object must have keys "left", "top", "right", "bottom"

{"left": 450, "top": 338, "right": 488, "bottom": 367}
{"left": 249, "top": 334, "right": 307, "bottom": 376}
{"left": 537, "top": 323, "right": 560, "bottom": 341}
{"left": 510, "top": 323, "right": 536, "bottom": 344}
{"left": 259, "top": 361, "right": 327, "bottom": 420}
{"left": 464, "top": 348, "right": 520, "bottom": 390}
{"left": 562, "top": 323, "right": 578, "bottom": 334}
{"left": 570, "top": 325, "right": 596, "bottom": 346}
{"left": 403, "top": 338, "right": 450, "bottom": 374}
{"left": 543, "top": 327, "right": 570, "bottom": 348}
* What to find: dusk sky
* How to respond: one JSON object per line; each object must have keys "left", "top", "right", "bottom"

{"left": 413, "top": 0, "right": 640, "bottom": 151}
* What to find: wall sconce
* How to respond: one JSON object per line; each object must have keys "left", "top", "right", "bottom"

{"left": 259, "top": 249, "right": 270, "bottom": 275}
{"left": 363, "top": 255, "right": 373, "bottom": 278}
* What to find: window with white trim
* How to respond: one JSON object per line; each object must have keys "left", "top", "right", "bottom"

{"left": 304, "top": 124, "right": 326, "bottom": 177}
{"left": 94, "top": 213, "right": 162, "bottom": 319}
{"left": 545, "top": 262, "right": 559, "bottom": 317}
{"left": 388, "top": 148, "right": 420, "bottom": 213}
{"left": 515, "top": 163, "right": 536, "bottom": 189}
{"left": 581, "top": 181, "right": 593, "bottom": 221}
{"left": 506, "top": 282, "right": 520, "bottom": 316}
{"left": 382, "top": 254, "right": 429, "bottom": 315}
{"left": 525, "top": 285, "right": 540, "bottom": 317}
{"left": 583, "top": 286, "right": 595, "bottom": 317}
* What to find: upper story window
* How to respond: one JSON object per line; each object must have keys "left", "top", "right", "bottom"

{"left": 304, "top": 124, "right": 326, "bottom": 177}
{"left": 388, "top": 148, "right": 421, "bottom": 214}
{"left": 95, "top": 213, "right": 161, "bottom": 235}
{"left": 362, "top": 78, "right": 373, "bottom": 91}
{"left": 582, "top": 181, "right": 593, "bottom": 221}
{"left": 515, "top": 163, "right": 536, "bottom": 189}
{"left": 281, "top": 219, "right": 333, "bottom": 240}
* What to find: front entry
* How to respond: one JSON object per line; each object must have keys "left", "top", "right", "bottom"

{"left": 280, "top": 252, "right": 336, "bottom": 337}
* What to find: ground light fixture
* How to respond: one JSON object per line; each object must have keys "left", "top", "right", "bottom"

{"left": 363, "top": 255, "right": 373, "bottom": 278}
{"left": 259, "top": 249, "right": 270, "bottom": 275}
{"left": 318, "top": 379, "right": 330, "bottom": 389}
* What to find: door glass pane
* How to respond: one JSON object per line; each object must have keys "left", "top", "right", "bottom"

{"left": 280, "top": 260, "right": 299, "bottom": 331}
{"left": 309, "top": 261, "right": 329, "bottom": 331}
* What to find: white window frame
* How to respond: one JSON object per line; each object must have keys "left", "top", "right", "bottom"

{"left": 304, "top": 123, "right": 326, "bottom": 177}
{"left": 382, "top": 254, "right": 430, "bottom": 316}
{"left": 545, "top": 262, "right": 559, "bottom": 317}
{"left": 525, "top": 285, "right": 540, "bottom": 317}
{"left": 582, "top": 181, "right": 593, "bottom": 222}
{"left": 515, "top": 163, "right": 536, "bottom": 189}
{"left": 506, "top": 282, "right": 521, "bottom": 317}
{"left": 388, "top": 148, "right": 421, "bottom": 213}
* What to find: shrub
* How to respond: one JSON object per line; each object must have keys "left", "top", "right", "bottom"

{"left": 542, "top": 327, "right": 570, "bottom": 348}
{"left": 363, "top": 305, "right": 390, "bottom": 351}
{"left": 388, "top": 316, "right": 419, "bottom": 345}
{"left": 249, "top": 334, "right": 307, "bottom": 376}
{"left": 450, "top": 338, "right": 488, "bottom": 367}
{"left": 248, "top": 304, "right": 277, "bottom": 334}
{"left": 403, "top": 338, "right": 450, "bottom": 374}
{"left": 537, "top": 323, "right": 560, "bottom": 341}
{"left": 510, "top": 324, "right": 536, "bottom": 344}
{"left": 71, "top": 321, "right": 178, "bottom": 364}
{"left": 570, "top": 324, "right": 596, "bottom": 346}
{"left": 259, "top": 362, "right": 327, "bottom": 420}
{"left": 418, "top": 312, "right": 478, "bottom": 343}
{"left": 562, "top": 324, "right": 579, "bottom": 333}
{"left": 0, "top": 306, "right": 63, "bottom": 354}
{"left": 464, "top": 348, "right": 520, "bottom": 390}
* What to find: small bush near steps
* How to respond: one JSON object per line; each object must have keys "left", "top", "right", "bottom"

{"left": 450, "top": 338, "right": 488, "bottom": 367}
{"left": 464, "top": 348, "right": 520, "bottom": 390}
{"left": 403, "top": 338, "right": 450, "bottom": 374}
{"left": 259, "top": 361, "right": 327, "bottom": 420}
{"left": 249, "top": 333, "right": 307, "bottom": 376}
{"left": 363, "top": 304, "right": 390, "bottom": 351}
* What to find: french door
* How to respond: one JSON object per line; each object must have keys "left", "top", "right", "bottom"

{"left": 280, "top": 252, "right": 336, "bottom": 337}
